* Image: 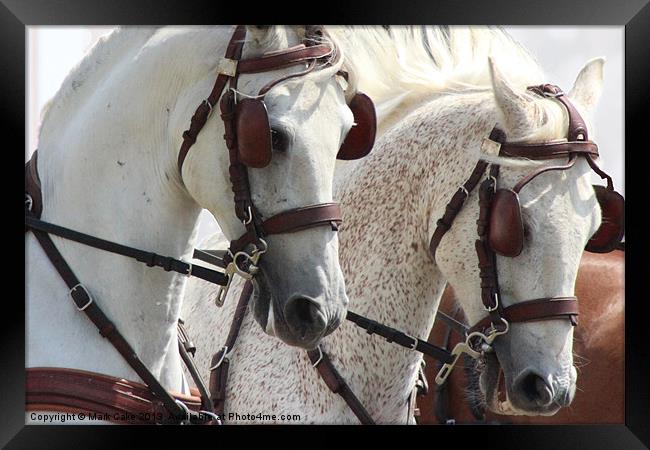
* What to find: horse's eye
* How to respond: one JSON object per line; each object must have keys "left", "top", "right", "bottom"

{"left": 271, "top": 129, "right": 288, "bottom": 153}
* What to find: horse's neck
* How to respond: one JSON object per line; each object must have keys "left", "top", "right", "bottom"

{"left": 25, "top": 27, "right": 232, "bottom": 391}
{"left": 324, "top": 94, "right": 497, "bottom": 420}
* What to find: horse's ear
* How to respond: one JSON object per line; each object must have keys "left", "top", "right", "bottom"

{"left": 246, "top": 25, "right": 273, "bottom": 44}
{"left": 488, "top": 57, "right": 537, "bottom": 138}
{"left": 568, "top": 57, "right": 605, "bottom": 113}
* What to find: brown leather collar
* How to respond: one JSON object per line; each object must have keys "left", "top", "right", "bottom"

{"left": 27, "top": 367, "right": 205, "bottom": 425}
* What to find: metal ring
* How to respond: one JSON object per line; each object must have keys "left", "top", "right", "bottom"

{"left": 25, "top": 194, "right": 33, "bottom": 211}
{"left": 203, "top": 99, "right": 213, "bottom": 114}
{"left": 186, "top": 263, "right": 193, "bottom": 277}
{"left": 199, "top": 410, "right": 222, "bottom": 425}
{"left": 458, "top": 185, "right": 469, "bottom": 196}
{"left": 311, "top": 345, "right": 324, "bottom": 367}
{"left": 484, "top": 292, "right": 499, "bottom": 312}
{"left": 174, "top": 399, "right": 192, "bottom": 425}
{"left": 209, "top": 346, "right": 229, "bottom": 371}
{"left": 242, "top": 206, "right": 253, "bottom": 226}
{"left": 404, "top": 333, "right": 418, "bottom": 351}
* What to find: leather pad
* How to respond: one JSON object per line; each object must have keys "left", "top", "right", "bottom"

{"left": 337, "top": 93, "right": 377, "bottom": 160}
{"left": 489, "top": 189, "right": 524, "bottom": 257}
{"left": 586, "top": 185, "right": 625, "bottom": 253}
{"left": 236, "top": 99, "right": 272, "bottom": 168}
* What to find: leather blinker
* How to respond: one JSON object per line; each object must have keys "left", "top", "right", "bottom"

{"left": 586, "top": 185, "right": 625, "bottom": 253}
{"left": 235, "top": 99, "right": 273, "bottom": 168}
{"left": 337, "top": 92, "right": 377, "bottom": 160}
{"left": 488, "top": 189, "right": 524, "bottom": 257}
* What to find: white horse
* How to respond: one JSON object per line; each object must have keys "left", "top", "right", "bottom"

{"left": 26, "top": 25, "right": 366, "bottom": 423}
{"left": 182, "top": 26, "right": 607, "bottom": 423}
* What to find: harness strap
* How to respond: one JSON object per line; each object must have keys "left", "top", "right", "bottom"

{"left": 26, "top": 367, "right": 204, "bottom": 424}
{"left": 208, "top": 281, "right": 253, "bottom": 421}
{"left": 306, "top": 347, "right": 376, "bottom": 425}
{"left": 469, "top": 296, "right": 579, "bottom": 335}
{"left": 25, "top": 216, "right": 228, "bottom": 287}
{"left": 429, "top": 127, "right": 506, "bottom": 258}
{"left": 177, "top": 319, "right": 215, "bottom": 413}
{"left": 177, "top": 25, "right": 247, "bottom": 174}
{"left": 346, "top": 311, "right": 453, "bottom": 364}
{"left": 27, "top": 226, "right": 196, "bottom": 423}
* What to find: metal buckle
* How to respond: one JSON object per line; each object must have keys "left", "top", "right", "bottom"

{"left": 485, "top": 317, "right": 509, "bottom": 338}
{"left": 404, "top": 333, "right": 418, "bottom": 351}
{"left": 202, "top": 99, "right": 214, "bottom": 117}
{"left": 215, "top": 239, "right": 267, "bottom": 307}
{"left": 25, "top": 194, "right": 33, "bottom": 212}
{"left": 209, "top": 346, "right": 231, "bottom": 370}
{"left": 217, "top": 58, "right": 238, "bottom": 77}
{"left": 311, "top": 345, "right": 324, "bottom": 367}
{"left": 199, "top": 410, "right": 222, "bottom": 425}
{"left": 485, "top": 292, "right": 499, "bottom": 312}
{"left": 242, "top": 205, "right": 253, "bottom": 226}
{"left": 434, "top": 322, "right": 509, "bottom": 386}
{"left": 174, "top": 399, "right": 192, "bottom": 425}
{"left": 70, "top": 284, "right": 93, "bottom": 311}
{"left": 480, "top": 137, "right": 501, "bottom": 155}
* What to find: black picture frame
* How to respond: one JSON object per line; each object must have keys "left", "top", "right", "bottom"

{"left": 5, "top": 0, "right": 649, "bottom": 447}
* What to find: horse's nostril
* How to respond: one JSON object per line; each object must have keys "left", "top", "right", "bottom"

{"left": 294, "top": 299, "right": 316, "bottom": 324}
{"left": 284, "top": 296, "right": 327, "bottom": 343}
{"left": 520, "top": 372, "right": 554, "bottom": 407}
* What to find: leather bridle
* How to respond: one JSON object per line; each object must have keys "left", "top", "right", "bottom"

{"left": 430, "top": 84, "right": 622, "bottom": 384}
{"left": 24, "top": 25, "right": 353, "bottom": 425}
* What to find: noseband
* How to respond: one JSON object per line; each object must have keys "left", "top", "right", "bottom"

{"left": 430, "top": 83, "right": 624, "bottom": 383}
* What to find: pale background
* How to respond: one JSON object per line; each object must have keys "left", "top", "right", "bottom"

{"left": 26, "top": 26, "right": 624, "bottom": 243}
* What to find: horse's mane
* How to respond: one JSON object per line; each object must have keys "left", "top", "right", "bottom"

{"left": 328, "top": 26, "right": 546, "bottom": 116}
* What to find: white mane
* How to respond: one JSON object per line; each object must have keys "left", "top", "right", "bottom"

{"left": 329, "top": 26, "right": 546, "bottom": 115}
{"left": 329, "top": 26, "right": 574, "bottom": 170}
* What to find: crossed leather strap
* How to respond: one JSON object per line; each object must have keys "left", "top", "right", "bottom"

{"left": 203, "top": 279, "right": 431, "bottom": 425}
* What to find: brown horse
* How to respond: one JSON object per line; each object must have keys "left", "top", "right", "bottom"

{"left": 418, "top": 250, "right": 624, "bottom": 424}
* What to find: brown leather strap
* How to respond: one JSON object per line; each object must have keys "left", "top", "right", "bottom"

{"left": 177, "top": 25, "right": 247, "bottom": 174}
{"left": 512, "top": 154, "right": 578, "bottom": 193}
{"left": 262, "top": 203, "right": 342, "bottom": 235}
{"left": 209, "top": 281, "right": 253, "bottom": 420}
{"left": 528, "top": 84, "right": 589, "bottom": 141}
{"left": 27, "top": 228, "right": 196, "bottom": 423}
{"left": 499, "top": 141, "right": 599, "bottom": 160}
{"left": 177, "top": 320, "right": 214, "bottom": 413}
{"left": 306, "top": 348, "right": 376, "bottom": 424}
{"left": 469, "top": 297, "right": 579, "bottom": 334}
{"left": 429, "top": 128, "right": 506, "bottom": 258}
{"left": 27, "top": 367, "right": 202, "bottom": 425}
{"left": 237, "top": 44, "right": 333, "bottom": 74}
{"left": 429, "top": 161, "right": 488, "bottom": 257}
{"left": 25, "top": 152, "right": 43, "bottom": 220}
{"left": 228, "top": 203, "right": 343, "bottom": 256}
